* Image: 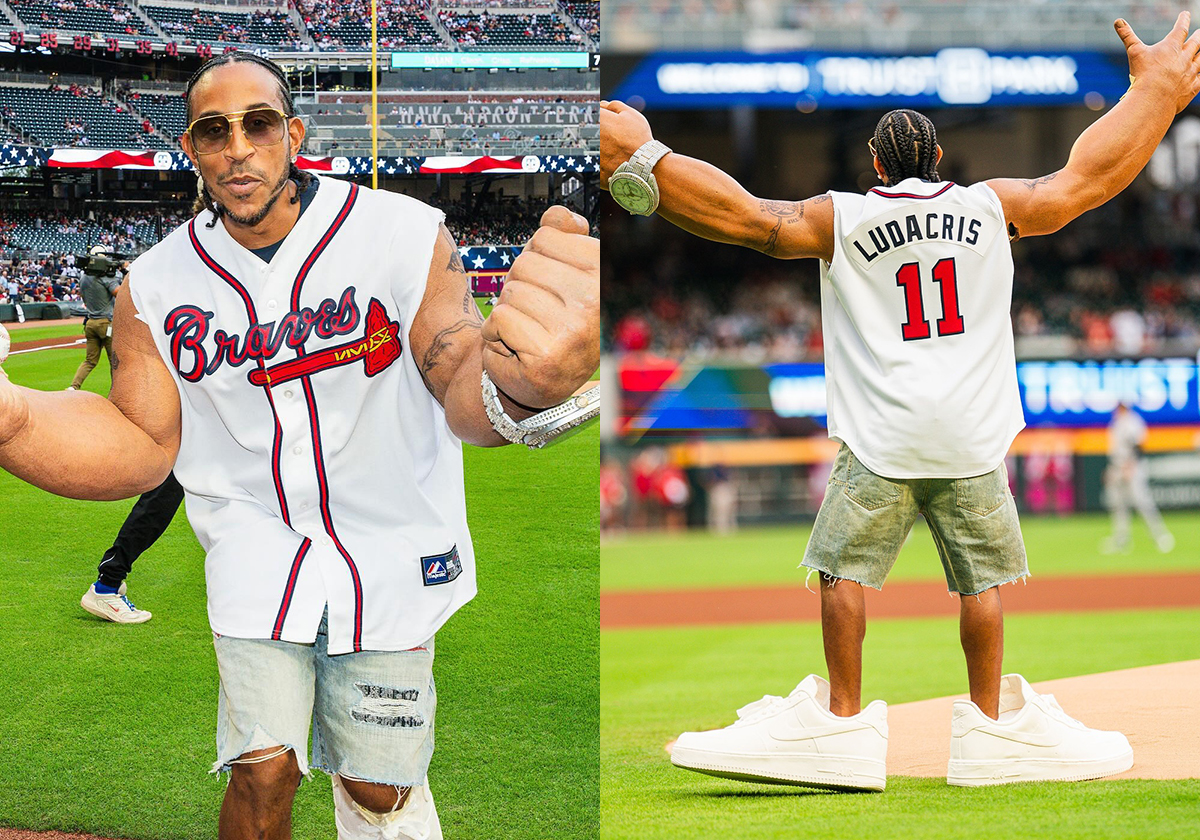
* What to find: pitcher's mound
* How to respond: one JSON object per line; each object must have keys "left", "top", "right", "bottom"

{"left": 889, "top": 659, "right": 1200, "bottom": 779}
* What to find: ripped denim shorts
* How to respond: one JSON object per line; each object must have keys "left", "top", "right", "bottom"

{"left": 802, "top": 444, "right": 1029, "bottom": 596}
{"left": 212, "top": 609, "right": 435, "bottom": 787}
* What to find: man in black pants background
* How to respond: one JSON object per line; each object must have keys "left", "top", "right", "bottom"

{"left": 80, "top": 472, "right": 183, "bottom": 624}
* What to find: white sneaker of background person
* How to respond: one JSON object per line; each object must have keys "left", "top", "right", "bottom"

{"left": 80, "top": 581, "right": 152, "bottom": 624}
{"left": 948, "top": 674, "right": 1133, "bottom": 786}
{"left": 333, "top": 775, "right": 442, "bottom": 840}
{"left": 670, "top": 674, "right": 888, "bottom": 791}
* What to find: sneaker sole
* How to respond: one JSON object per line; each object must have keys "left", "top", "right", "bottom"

{"left": 947, "top": 748, "right": 1133, "bottom": 787}
{"left": 81, "top": 595, "right": 152, "bottom": 624}
{"left": 671, "top": 746, "right": 886, "bottom": 792}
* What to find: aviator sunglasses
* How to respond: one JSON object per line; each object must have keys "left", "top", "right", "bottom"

{"left": 186, "top": 107, "right": 292, "bottom": 155}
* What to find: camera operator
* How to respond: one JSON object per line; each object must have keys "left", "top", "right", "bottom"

{"left": 66, "top": 249, "right": 124, "bottom": 391}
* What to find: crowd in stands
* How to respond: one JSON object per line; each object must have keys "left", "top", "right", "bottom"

{"left": 0, "top": 253, "right": 84, "bottom": 304}
{"left": 296, "top": 0, "right": 439, "bottom": 50}
{"left": 432, "top": 195, "right": 545, "bottom": 246}
{"left": 603, "top": 190, "right": 1200, "bottom": 359}
{"left": 437, "top": 9, "right": 583, "bottom": 47}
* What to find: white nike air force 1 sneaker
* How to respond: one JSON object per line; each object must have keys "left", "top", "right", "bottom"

{"left": 80, "top": 581, "right": 153, "bottom": 624}
{"left": 670, "top": 674, "right": 888, "bottom": 791}
{"left": 948, "top": 673, "right": 1133, "bottom": 786}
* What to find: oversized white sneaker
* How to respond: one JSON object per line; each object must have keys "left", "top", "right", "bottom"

{"left": 80, "top": 582, "right": 152, "bottom": 624}
{"left": 332, "top": 776, "right": 442, "bottom": 840}
{"left": 670, "top": 675, "right": 888, "bottom": 791}
{"left": 948, "top": 674, "right": 1133, "bottom": 786}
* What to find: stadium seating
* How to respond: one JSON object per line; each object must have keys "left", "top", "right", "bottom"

{"left": 140, "top": 5, "right": 304, "bottom": 47}
{"left": 125, "top": 90, "right": 187, "bottom": 143}
{"left": 0, "top": 84, "right": 170, "bottom": 149}
{"left": 438, "top": 10, "right": 583, "bottom": 49}
{"left": 8, "top": 0, "right": 156, "bottom": 37}
{"left": 560, "top": 0, "right": 597, "bottom": 44}
{"left": 605, "top": 0, "right": 1184, "bottom": 52}
{"left": 296, "top": 0, "right": 442, "bottom": 50}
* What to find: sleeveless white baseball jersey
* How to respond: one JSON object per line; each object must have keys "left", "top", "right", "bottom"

{"left": 821, "top": 177, "right": 1025, "bottom": 478}
{"left": 127, "top": 175, "right": 475, "bottom": 654}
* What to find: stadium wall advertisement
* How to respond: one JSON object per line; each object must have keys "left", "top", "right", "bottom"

{"left": 621, "top": 358, "right": 1200, "bottom": 433}
{"left": 609, "top": 48, "right": 1144, "bottom": 109}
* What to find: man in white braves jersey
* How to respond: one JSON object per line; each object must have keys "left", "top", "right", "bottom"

{"left": 0, "top": 52, "right": 598, "bottom": 839}
{"left": 601, "top": 13, "right": 1200, "bottom": 789}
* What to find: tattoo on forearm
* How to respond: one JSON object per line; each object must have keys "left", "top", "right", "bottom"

{"left": 440, "top": 225, "right": 467, "bottom": 274}
{"left": 110, "top": 345, "right": 120, "bottom": 371}
{"left": 759, "top": 199, "right": 801, "bottom": 218}
{"left": 764, "top": 216, "right": 783, "bottom": 254}
{"left": 462, "top": 291, "right": 483, "bottom": 324}
{"left": 1021, "top": 173, "right": 1058, "bottom": 192}
{"left": 420, "top": 319, "right": 481, "bottom": 399}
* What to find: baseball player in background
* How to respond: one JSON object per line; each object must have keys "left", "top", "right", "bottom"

{"left": 1103, "top": 403, "right": 1175, "bottom": 553}
{"left": 0, "top": 52, "right": 598, "bottom": 840}
{"left": 601, "top": 12, "right": 1199, "bottom": 790}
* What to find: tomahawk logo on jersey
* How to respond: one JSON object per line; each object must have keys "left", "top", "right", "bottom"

{"left": 127, "top": 174, "right": 477, "bottom": 656}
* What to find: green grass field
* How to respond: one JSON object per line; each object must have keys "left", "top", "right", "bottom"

{"left": 601, "top": 517, "right": 1200, "bottom": 840}
{"left": 0, "top": 327, "right": 598, "bottom": 839}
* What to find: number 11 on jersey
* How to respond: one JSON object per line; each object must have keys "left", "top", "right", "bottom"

{"left": 896, "top": 257, "right": 965, "bottom": 341}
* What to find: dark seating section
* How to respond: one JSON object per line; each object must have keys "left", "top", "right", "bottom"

{"left": 126, "top": 90, "right": 187, "bottom": 143}
{"left": 9, "top": 0, "right": 156, "bottom": 36}
{"left": 560, "top": 0, "right": 597, "bottom": 43}
{"left": 437, "top": 9, "right": 582, "bottom": 49}
{"left": 141, "top": 5, "right": 303, "bottom": 47}
{"left": 297, "top": 0, "right": 440, "bottom": 50}
{"left": 0, "top": 84, "right": 170, "bottom": 149}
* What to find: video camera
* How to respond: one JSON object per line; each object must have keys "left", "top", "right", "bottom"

{"left": 75, "top": 247, "right": 130, "bottom": 279}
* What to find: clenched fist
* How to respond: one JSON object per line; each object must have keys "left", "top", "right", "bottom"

{"left": 482, "top": 206, "right": 599, "bottom": 409}
{"left": 599, "top": 100, "right": 655, "bottom": 190}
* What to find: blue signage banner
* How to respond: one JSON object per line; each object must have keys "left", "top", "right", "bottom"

{"left": 610, "top": 48, "right": 1140, "bottom": 110}
{"left": 625, "top": 358, "right": 1200, "bottom": 435}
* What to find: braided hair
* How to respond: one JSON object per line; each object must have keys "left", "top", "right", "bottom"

{"left": 185, "top": 51, "right": 312, "bottom": 228}
{"left": 871, "top": 109, "right": 940, "bottom": 186}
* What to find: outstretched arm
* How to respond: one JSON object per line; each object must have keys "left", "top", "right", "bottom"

{"left": 0, "top": 277, "right": 181, "bottom": 500}
{"left": 599, "top": 101, "right": 835, "bottom": 261}
{"left": 409, "top": 209, "right": 599, "bottom": 447}
{"left": 989, "top": 11, "right": 1200, "bottom": 239}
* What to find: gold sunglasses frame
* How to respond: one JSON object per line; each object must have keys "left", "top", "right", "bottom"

{"left": 186, "top": 107, "right": 294, "bottom": 155}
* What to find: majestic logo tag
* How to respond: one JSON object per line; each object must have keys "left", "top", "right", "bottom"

{"left": 421, "top": 546, "right": 462, "bottom": 586}
{"left": 163, "top": 288, "right": 402, "bottom": 386}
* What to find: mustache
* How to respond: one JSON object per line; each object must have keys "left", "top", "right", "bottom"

{"left": 219, "top": 170, "right": 268, "bottom": 184}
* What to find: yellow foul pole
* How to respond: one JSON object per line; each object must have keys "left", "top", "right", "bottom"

{"left": 371, "top": 0, "right": 379, "bottom": 190}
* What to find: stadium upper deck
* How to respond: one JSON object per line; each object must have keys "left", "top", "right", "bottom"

{"left": 605, "top": 0, "right": 1183, "bottom": 52}
{"left": 0, "top": 0, "right": 598, "bottom": 51}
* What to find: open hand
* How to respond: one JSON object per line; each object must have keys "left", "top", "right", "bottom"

{"left": 1116, "top": 10, "right": 1200, "bottom": 113}
{"left": 481, "top": 206, "right": 599, "bottom": 409}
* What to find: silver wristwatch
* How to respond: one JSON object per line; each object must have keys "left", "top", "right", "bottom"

{"left": 609, "top": 139, "right": 672, "bottom": 216}
{"left": 481, "top": 371, "right": 600, "bottom": 450}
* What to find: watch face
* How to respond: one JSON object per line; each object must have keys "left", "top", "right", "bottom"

{"left": 611, "top": 175, "right": 653, "bottom": 215}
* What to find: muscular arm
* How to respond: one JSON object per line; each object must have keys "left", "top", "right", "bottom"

{"left": 989, "top": 14, "right": 1200, "bottom": 239}
{"left": 409, "top": 225, "right": 508, "bottom": 446}
{"left": 409, "top": 216, "right": 599, "bottom": 447}
{"left": 0, "top": 277, "right": 180, "bottom": 499}
{"left": 600, "top": 102, "right": 836, "bottom": 261}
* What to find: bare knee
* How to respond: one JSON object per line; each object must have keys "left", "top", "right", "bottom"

{"left": 340, "top": 776, "right": 410, "bottom": 814}
{"left": 228, "top": 747, "right": 302, "bottom": 807}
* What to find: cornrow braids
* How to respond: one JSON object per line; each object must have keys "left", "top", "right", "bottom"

{"left": 872, "top": 109, "right": 940, "bottom": 186}
{"left": 185, "top": 51, "right": 312, "bottom": 227}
